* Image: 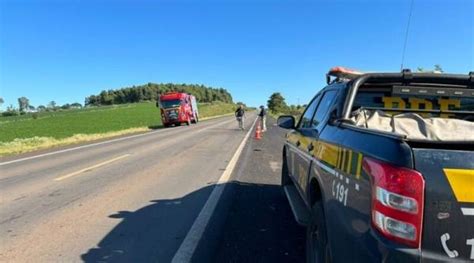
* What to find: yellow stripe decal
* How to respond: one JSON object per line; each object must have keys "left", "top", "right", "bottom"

{"left": 336, "top": 147, "right": 341, "bottom": 169}
{"left": 444, "top": 168, "right": 474, "bottom": 203}
{"left": 300, "top": 136, "right": 310, "bottom": 150}
{"left": 339, "top": 147, "right": 344, "bottom": 170}
{"left": 343, "top": 148, "right": 346, "bottom": 170}
{"left": 346, "top": 150, "right": 353, "bottom": 174}
{"left": 340, "top": 148, "right": 344, "bottom": 171}
{"left": 344, "top": 149, "right": 349, "bottom": 173}
{"left": 356, "top": 153, "right": 363, "bottom": 180}
{"left": 317, "top": 142, "right": 338, "bottom": 167}
{"left": 341, "top": 148, "right": 347, "bottom": 172}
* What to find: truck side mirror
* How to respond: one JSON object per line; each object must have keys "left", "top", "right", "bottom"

{"left": 277, "top": 115, "right": 295, "bottom": 129}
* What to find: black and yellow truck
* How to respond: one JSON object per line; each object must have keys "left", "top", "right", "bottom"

{"left": 277, "top": 67, "right": 474, "bottom": 262}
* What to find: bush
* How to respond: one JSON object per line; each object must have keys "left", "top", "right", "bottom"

{"left": 2, "top": 110, "right": 19, "bottom": 117}
{"left": 32, "top": 112, "right": 39, "bottom": 119}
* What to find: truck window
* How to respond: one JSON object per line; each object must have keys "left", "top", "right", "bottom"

{"left": 160, "top": 99, "right": 181, "bottom": 109}
{"left": 311, "top": 90, "right": 337, "bottom": 128}
{"left": 299, "top": 95, "right": 321, "bottom": 128}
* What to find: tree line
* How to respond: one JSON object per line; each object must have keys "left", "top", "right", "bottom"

{"left": 84, "top": 83, "right": 233, "bottom": 106}
{"left": 267, "top": 92, "right": 305, "bottom": 117}
{"left": 0, "top": 83, "right": 234, "bottom": 117}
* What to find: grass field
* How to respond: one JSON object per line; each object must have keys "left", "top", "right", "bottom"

{"left": 0, "top": 101, "right": 237, "bottom": 156}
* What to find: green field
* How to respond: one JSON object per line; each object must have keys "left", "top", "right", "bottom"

{"left": 0, "top": 102, "right": 237, "bottom": 156}
{"left": 0, "top": 102, "right": 236, "bottom": 142}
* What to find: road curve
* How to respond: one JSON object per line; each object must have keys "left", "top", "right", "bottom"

{"left": 0, "top": 114, "right": 256, "bottom": 262}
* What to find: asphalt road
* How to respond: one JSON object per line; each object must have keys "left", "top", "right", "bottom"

{"left": 0, "top": 114, "right": 304, "bottom": 262}
{"left": 213, "top": 116, "right": 305, "bottom": 263}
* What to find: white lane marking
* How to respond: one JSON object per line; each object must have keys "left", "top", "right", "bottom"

{"left": 461, "top": 208, "right": 474, "bottom": 216}
{"left": 0, "top": 116, "right": 232, "bottom": 166}
{"left": 0, "top": 129, "right": 173, "bottom": 166}
{"left": 172, "top": 117, "right": 257, "bottom": 263}
{"left": 54, "top": 154, "right": 131, "bottom": 181}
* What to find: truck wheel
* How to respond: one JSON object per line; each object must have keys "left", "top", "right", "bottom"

{"left": 306, "top": 201, "right": 330, "bottom": 263}
{"left": 186, "top": 118, "right": 191, "bottom": 126}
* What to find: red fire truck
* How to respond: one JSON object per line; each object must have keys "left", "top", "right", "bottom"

{"left": 158, "top": 92, "right": 199, "bottom": 127}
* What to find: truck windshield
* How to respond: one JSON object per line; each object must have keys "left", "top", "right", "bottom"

{"left": 160, "top": 99, "right": 181, "bottom": 108}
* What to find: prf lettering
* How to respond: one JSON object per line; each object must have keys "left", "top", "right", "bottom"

{"left": 382, "top": 97, "right": 460, "bottom": 118}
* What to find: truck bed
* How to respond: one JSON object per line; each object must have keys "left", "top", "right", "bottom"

{"left": 350, "top": 109, "right": 474, "bottom": 142}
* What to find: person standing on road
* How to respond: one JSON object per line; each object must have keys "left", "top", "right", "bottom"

{"left": 235, "top": 105, "right": 245, "bottom": 130}
{"left": 259, "top": 105, "right": 267, "bottom": 132}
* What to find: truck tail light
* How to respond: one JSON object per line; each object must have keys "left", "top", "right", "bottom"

{"left": 363, "top": 157, "right": 425, "bottom": 248}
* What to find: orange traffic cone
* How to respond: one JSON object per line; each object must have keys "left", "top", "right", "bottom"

{"left": 255, "top": 123, "right": 262, "bottom": 140}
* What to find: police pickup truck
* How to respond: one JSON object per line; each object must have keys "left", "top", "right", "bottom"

{"left": 277, "top": 67, "right": 474, "bottom": 263}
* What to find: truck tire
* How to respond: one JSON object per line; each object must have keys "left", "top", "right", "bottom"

{"left": 306, "top": 200, "right": 330, "bottom": 263}
{"left": 186, "top": 117, "right": 191, "bottom": 126}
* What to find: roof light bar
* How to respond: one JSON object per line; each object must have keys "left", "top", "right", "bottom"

{"left": 326, "top": 66, "right": 365, "bottom": 84}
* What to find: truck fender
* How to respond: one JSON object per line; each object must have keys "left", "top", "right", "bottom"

{"left": 307, "top": 163, "right": 327, "bottom": 208}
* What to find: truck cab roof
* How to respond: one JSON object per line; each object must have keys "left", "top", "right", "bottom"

{"left": 160, "top": 92, "right": 192, "bottom": 100}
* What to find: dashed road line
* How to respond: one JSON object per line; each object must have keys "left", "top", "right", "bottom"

{"left": 54, "top": 154, "right": 131, "bottom": 181}
{"left": 0, "top": 130, "right": 173, "bottom": 167}
{"left": 0, "top": 116, "right": 233, "bottom": 167}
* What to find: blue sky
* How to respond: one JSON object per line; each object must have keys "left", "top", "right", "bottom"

{"left": 1, "top": 0, "right": 472, "bottom": 108}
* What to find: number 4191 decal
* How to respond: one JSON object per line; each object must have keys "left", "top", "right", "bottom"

{"left": 332, "top": 180, "right": 349, "bottom": 206}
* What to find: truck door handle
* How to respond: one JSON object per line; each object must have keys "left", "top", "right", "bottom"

{"left": 296, "top": 141, "right": 301, "bottom": 147}
{"left": 307, "top": 143, "right": 314, "bottom": 152}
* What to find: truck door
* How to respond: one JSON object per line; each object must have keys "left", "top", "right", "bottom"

{"left": 309, "top": 90, "right": 375, "bottom": 261}
{"left": 290, "top": 90, "right": 339, "bottom": 203}
{"left": 287, "top": 94, "right": 321, "bottom": 200}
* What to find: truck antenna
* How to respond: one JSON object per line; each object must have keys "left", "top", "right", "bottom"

{"left": 400, "top": 0, "right": 415, "bottom": 71}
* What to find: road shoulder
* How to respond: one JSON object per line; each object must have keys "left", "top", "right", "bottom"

{"left": 190, "top": 117, "right": 305, "bottom": 262}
